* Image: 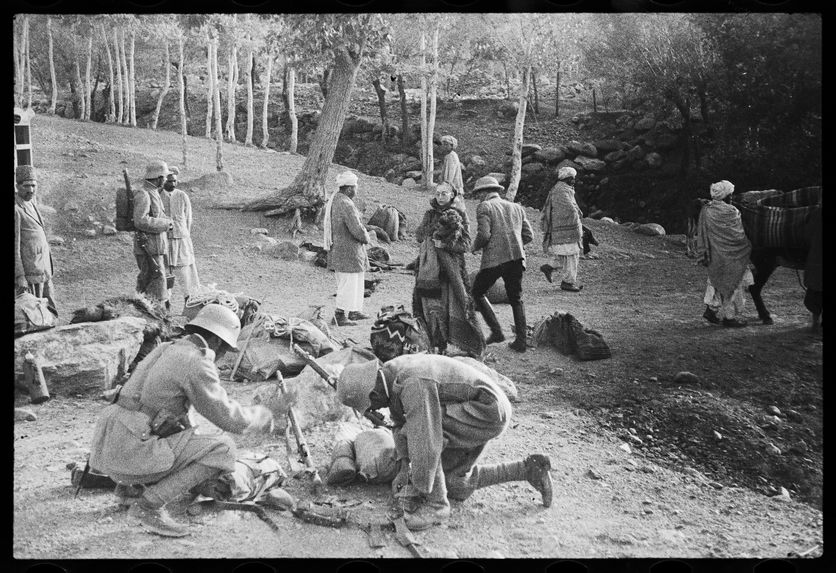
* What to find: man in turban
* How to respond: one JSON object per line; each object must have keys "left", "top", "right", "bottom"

{"left": 539, "top": 166, "right": 584, "bottom": 292}
{"left": 695, "top": 180, "right": 753, "bottom": 327}
{"left": 439, "top": 135, "right": 463, "bottom": 196}
{"left": 161, "top": 166, "right": 201, "bottom": 308}
{"left": 323, "top": 171, "right": 373, "bottom": 326}
{"left": 14, "top": 165, "right": 58, "bottom": 312}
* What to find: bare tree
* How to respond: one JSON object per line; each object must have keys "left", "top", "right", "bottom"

{"left": 48, "top": 17, "right": 58, "bottom": 114}
{"left": 211, "top": 37, "right": 224, "bottom": 171}
{"left": 177, "top": 30, "right": 188, "bottom": 168}
{"left": 151, "top": 41, "right": 172, "bottom": 130}
{"left": 128, "top": 29, "right": 137, "bottom": 126}
{"left": 260, "top": 50, "right": 274, "bottom": 148}
{"left": 100, "top": 24, "right": 116, "bottom": 121}
{"left": 283, "top": 61, "right": 298, "bottom": 154}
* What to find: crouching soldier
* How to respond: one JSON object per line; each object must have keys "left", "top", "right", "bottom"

{"left": 337, "top": 354, "right": 553, "bottom": 531}
{"left": 89, "top": 304, "right": 274, "bottom": 537}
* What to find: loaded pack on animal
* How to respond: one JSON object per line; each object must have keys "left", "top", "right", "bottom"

{"left": 687, "top": 186, "right": 822, "bottom": 330}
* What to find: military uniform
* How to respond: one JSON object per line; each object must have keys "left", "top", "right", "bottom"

{"left": 133, "top": 180, "right": 171, "bottom": 303}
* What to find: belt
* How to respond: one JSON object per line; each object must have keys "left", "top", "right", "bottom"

{"left": 116, "top": 393, "right": 158, "bottom": 421}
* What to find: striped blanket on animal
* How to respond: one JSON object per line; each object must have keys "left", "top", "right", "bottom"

{"left": 733, "top": 186, "right": 822, "bottom": 249}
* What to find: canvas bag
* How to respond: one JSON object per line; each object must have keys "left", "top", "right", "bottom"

{"left": 14, "top": 292, "right": 58, "bottom": 337}
{"left": 195, "top": 451, "right": 287, "bottom": 502}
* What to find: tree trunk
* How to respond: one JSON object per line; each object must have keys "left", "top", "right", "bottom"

{"left": 397, "top": 74, "right": 409, "bottom": 151}
{"left": 151, "top": 42, "right": 171, "bottom": 130}
{"left": 245, "top": 49, "right": 254, "bottom": 146}
{"left": 129, "top": 31, "right": 137, "bottom": 127}
{"left": 73, "top": 37, "right": 86, "bottom": 121}
{"left": 243, "top": 46, "right": 363, "bottom": 212}
{"left": 260, "top": 53, "right": 273, "bottom": 149}
{"left": 555, "top": 67, "right": 560, "bottom": 117}
{"left": 506, "top": 64, "right": 531, "bottom": 203}
{"left": 178, "top": 35, "right": 188, "bottom": 169}
{"left": 371, "top": 78, "right": 388, "bottom": 144}
{"left": 666, "top": 88, "right": 691, "bottom": 176}
{"left": 48, "top": 18, "right": 58, "bottom": 115}
{"left": 84, "top": 35, "right": 93, "bottom": 120}
{"left": 101, "top": 25, "right": 115, "bottom": 122}
{"left": 122, "top": 30, "right": 131, "bottom": 125}
{"left": 25, "top": 17, "right": 33, "bottom": 109}
{"left": 419, "top": 32, "right": 429, "bottom": 185}
{"left": 90, "top": 63, "right": 102, "bottom": 121}
{"left": 114, "top": 29, "right": 124, "bottom": 124}
{"left": 14, "top": 18, "right": 23, "bottom": 108}
{"left": 205, "top": 42, "right": 213, "bottom": 138}
{"left": 532, "top": 68, "right": 539, "bottom": 115}
{"left": 212, "top": 40, "right": 224, "bottom": 171}
{"left": 425, "top": 24, "right": 440, "bottom": 189}
{"left": 285, "top": 65, "right": 298, "bottom": 154}
{"left": 502, "top": 60, "right": 511, "bottom": 99}
{"left": 225, "top": 45, "right": 237, "bottom": 142}
{"left": 319, "top": 68, "right": 330, "bottom": 99}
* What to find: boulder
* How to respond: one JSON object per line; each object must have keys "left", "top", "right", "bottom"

{"left": 579, "top": 143, "right": 598, "bottom": 158}
{"left": 405, "top": 170, "right": 423, "bottom": 180}
{"left": 636, "top": 223, "right": 666, "bottom": 236}
{"left": 102, "top": 225, "right": 117, "bottom": 236}
{"left": 566, "top": 140, "right": 586, "bottom": 156}
{"left": 593, "top": 139, "right": 622, "bottom": 153}
{"left": 14, "top": 316, "right": 146, "bottom": 394}
{"left": 487, "top": 173, "right": 507, "bottom": 186}
{"left": 604, "top": 149, "right": 626, "bottom": 162}
{"left": 626, "top": 145, "right": 645, "bottom": 162}
{"left": 555, "top": 159, "right": 582, "bottom": 174}
{"left": 574, "top": 156, "right": 606, "bottom": 172}
{"left": 468, "top": 270, "right": 508, "bottom": 304}
{"left": 401, "top": 157, "right": 422, "bottom": 171}
{"left": 533, "top": 147, "right": 565, "bottom": 164}
{"left": 468, "top": 155, "right": 486, "bottom": 168}
{"left": 252, "top": 234, "right": 278, "bottom": 252}
{"left": 521, "top": 162, "right": 545, "bottom": 175}
{"left": 635, "top": 116, "right": 656, "bottom": 131}
{"left": 600, "top": 216, "right": 616, "bottom": 224}
{"left": 188, "top": 171, "right": 234, "bottom": 192}
{"left": 250, "top": 228, "right": 269, "bottom": 235}
{"left": 521, "top": 144, "right": 542, "bottom": 157}
{"left": 402, "top": 178, "right": 417, "bottom": 188}
{"left": 48, "top": 236, "right": 66, "bottom": 246}
{"left": 266, "top": 241, "right": 300, "bottom": 260}
{"left": 672, "top": 371, "right": 700, "bottom": 386}
{"left": 645, "top": 152, "right": 664, "bottom": 168}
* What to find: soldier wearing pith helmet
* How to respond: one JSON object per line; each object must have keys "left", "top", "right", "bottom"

{"left": 133, "top": 160, "right": 174, "bottom": 308}
{"left": 89, "top": 303, "right": 275, "bottom": 537}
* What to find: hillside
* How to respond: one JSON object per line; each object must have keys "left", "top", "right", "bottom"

{"left": 13, "top": 115, "right": 823, "bottom": 560}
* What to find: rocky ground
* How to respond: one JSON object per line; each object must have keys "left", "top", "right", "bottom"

{"left": 12, "top": 113, "right": 823, "bottom": 563}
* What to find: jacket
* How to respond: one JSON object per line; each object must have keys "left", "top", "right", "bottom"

{"left": 378, "top": 354, "right": 511, "bottom": 495}
{"left": 89, "top": 333, "right": 264, "bottom": 477}
{"left": 14, "top": 196, "right": 53, "bottom": 285}
{"left": 540, "top": 181, "right": 583, "bottom": 247}
{"left": 326, "top": 192, "right": 370, "bottom": 273}
{"left": 471, "top": 192, "right": 533, "bottom": 269}
{"left": 414, "top": 197, "right": 471, "bottom": 254}
{"left": 161, "top": 188, "right": 192, "bottom": 240}
{"left": 132, "top": 180, "right": 171, "bottom": 256}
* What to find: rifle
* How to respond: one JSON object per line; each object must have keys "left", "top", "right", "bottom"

{"left": 292, "top": 343, "right": 392, "bottom": 429}
{"left": 276, "top": 371, "right": 323, "bottom": 494}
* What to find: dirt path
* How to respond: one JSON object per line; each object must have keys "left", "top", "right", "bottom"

{"left": 13, "top": 116, "right": 823, "bottom": 560}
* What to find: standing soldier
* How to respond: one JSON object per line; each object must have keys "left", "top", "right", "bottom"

{"left": 89, "top": 304, "right": 275, "bottom": 537}
{"left": 470, "top": 176, "right": 534, "bottom": 352}
{"left": 14, "top": 165, "right": 58, "bottom": 312}
{"left": 323, "top": 170, "right": 373, "bottom": 326}
{"left": 134, "top": 160, "right": 174, "bottom": 309}
{"left": 161, "top": 166, "right": 201, "bottom": 308}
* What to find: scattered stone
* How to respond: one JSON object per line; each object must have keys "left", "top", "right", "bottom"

{"left": 600, "top": 217, "right": 616, "bottom": 224}
{"left": 786, "top": 409, "right": 803, "bottom": 423}
{"left": 766, "top": 405, "right": 782, "bottom": 416}
{"left": 48, "top": 236, "right": 65, "bottom": 246}
{"left": 635, "top": 223, "right": 666, "bottom": 236}
{"left": 635, "top": 116, "right": 656, "bottom": 131}
{"left": 102, "top": 225, "right": 117, "bottom": 235}
{"left": 649, "top": 376, "right": 658, "bottom": 383}
{"left": 539, "top": 412, "right": 559, "bottom": 420}
{"left": 586, "top": 469, "right": 604, "bottom": 480}
{"left": 673, "top": 371, "right": 700, "bottom": 386}
{"left": 266, "top": 241, "right": 300, "bottom": 260}
{"left": 708, "top": 481, "right": 723, "bottom": 490}
{"left": 765, "top": 442, "right": 782, "bottom": 455}
{"left": 619, "top": 443, "right": 632, "bottom": 454}
{"left": 549, "top": 368, "right": 563, "bottom": 376}
{"left": 532, "top": 147, "right": 565, "bottom": 164}
{"left": 15, "top": 408, "right": 37, "bottom": 422}
{"left": 574, "top": 155, "right": 606, "bottom": 171}
{"left": 788, "top": 440, "right": 808, "bottom": 454}
{"left": 713, "top": 431, "right": 723, "bottom": 440}
{"left": 401, "top": 178, "right": 417, "bottom": 188}
{"left": 83, "top": 229, "right": 97, "bottom": 238}
{"left": 774, "top": 487, "right": 792, "bottom": 501}
{"left": 761, "top": 415, "right": 782, "bottom": 428}
{"left": 250, "top": 228, "right": 269, "bottom": 235}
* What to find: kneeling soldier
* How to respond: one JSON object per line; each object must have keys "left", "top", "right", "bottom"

{"left": 89, "top": 304, "right": 274, "bottom": 537}
{"left": 338, "top": 354, "right": 553, "bottom": 531}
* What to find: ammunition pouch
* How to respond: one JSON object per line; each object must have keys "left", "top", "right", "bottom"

{"left": 150, "top": 409, "right": 190, "bottom": 438}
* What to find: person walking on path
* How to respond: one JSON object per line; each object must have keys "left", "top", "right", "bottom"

{"left": 14, "top": 165, "right": 58, "bottom": 313}
{"left": 413, "top": 182, "right": 485, "bottom": 357}
{"left": 539, "top": 166, "right": 584, "bottom": 292}
{"left": 337, "top": 354, "right": 553, "bottom": 531}
{"left": 88, "top": 304, "right": 275, "bottom": 537}
{"left": 133, "top": 160, "right": 174, "bottom": 309}
{"left": 695, "top": 180, "right": 753, "bottom": 328}
{"left": 439, "top": 134, "right": 463, "bottom": 196}
{"left": 323, "top": 170, "right": 373, "bottom": 326}
{"left": 470, "top": 176, "right": 534, "bottom": 352}
{"left": 161, "top": 166, "right": 201, "bottom": 308}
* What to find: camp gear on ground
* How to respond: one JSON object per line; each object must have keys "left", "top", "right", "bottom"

{"left": 14, "top": 291, "right": 58, "bottom": 337}
{"left": 354, "top": 427, "right": 398, "bottom": 484}
{"left": 531, "top": 311, "right": 611, "bottom": 360}
{"left": 193, "top": 451, "right": 286, "bottom": 503}
{"left": 276, "top": 371, "right": 323, "bottom": 494}
{"left": 22, "top": 352, "right": 50, "bottom": 404}
{"left": 187, "top": 303, "right": 241, "bottom": 350}
{"left": 391, "top": 514, "right": 426, "bottom": 556}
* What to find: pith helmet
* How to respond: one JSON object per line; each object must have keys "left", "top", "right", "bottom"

{"left": 144, "top": 160, "right": 173, "bottom": 180}
{"left": 473, "top": 175, "right": 504, "bottom": 192}
{"left": 337, "top": 360, "right": 381, "bottom": 412}
{"left": 187, "top": 303, "right": 241, "bottom": 350}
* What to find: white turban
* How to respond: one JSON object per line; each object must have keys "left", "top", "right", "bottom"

{"left": 336, "top": 171, "right": 358, "bottom": 188}
{"left": 441, "top": 135, "right": 458, "bottom": 149}
{"left": 710, "top": 180, "right": 734, "bottom": 200}
{"left": 558, "top": 166, "right": 577, "bottom": 181}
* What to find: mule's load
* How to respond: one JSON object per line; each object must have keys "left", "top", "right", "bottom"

{"left": 734, "top": 186, "right": 822, "bottom": 250}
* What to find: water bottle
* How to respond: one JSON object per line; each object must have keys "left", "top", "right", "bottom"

{"left": 22, "top": 352, "right": 50, "bottom": 404}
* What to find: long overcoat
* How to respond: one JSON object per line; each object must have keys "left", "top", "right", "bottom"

{"left": 327, "top": 192, "right": 370, "bottom": 273}
{"left": 14, "top": 196, "right": 53, "bottom": 285}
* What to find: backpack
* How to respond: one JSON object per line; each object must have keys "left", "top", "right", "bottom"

{"left": 115, "top": 186, "right": 135, "bottom": 232}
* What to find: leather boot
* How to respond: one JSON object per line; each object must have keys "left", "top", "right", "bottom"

{"left": 540, "top": 264, "right": 555, "bottom": 283}
{"left": 508, "top": 301, "right": 527, "bottom": 352}
{"left": 348, "top": 310, "right": 371, "bottom": 321}
{"left": 333, "top": 309, "right": 357, "bottom": 327}
{"left": 475, "top": 296, "right": 505, "bottom": 344}
{"left": 404, "top": 476, "right": 451, "bottom": 531}
{"left": 468, "top": 454, "right": 553, "bottom": 507}
{"left": 128, "top": 498, "right": 189, "bottom": 537}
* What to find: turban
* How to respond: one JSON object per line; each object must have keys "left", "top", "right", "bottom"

{"left": 710, "top": 180, "right": 734, "bottom": 200}
{"left": 440, "top": 135, "right": 458, "bottom": 149}
{"left": 15, "top": 165, "right": 37, "bottom": 184}
{"left": 558, "top": 166, "right": 577, "bottom": 181}
{"left": 336, "top": 171, "right": 358, "bottom": 188}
